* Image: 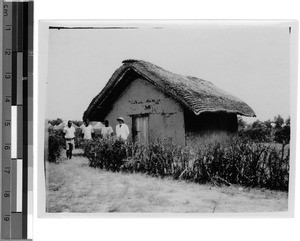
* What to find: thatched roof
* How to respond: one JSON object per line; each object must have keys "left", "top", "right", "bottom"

{"left": 84, "top": 60, "right": 255, "bottom": 120}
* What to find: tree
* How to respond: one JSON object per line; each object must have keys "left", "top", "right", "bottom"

{"left": 274, "top": 125, "right": 290, "bottom": 144}
{"left": 285, "top": 116, "right": 290, "bottom": 126}
{"left": 49, "top": 118, "right": 63, "bottom": 126}
{"left": 273, "top": 115, "right": 284, "bottom": 129}
{"left": 263, "top": 119, "right": 272, "bottom": 129}
{"left": 251, "top": 120, "right": 263, "bottom": 129}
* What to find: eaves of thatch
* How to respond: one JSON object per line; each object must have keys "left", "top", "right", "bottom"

{"left": 83, "top": 59, "right": 256, "bottom": 120}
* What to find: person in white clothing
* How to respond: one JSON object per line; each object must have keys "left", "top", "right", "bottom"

{"left": 115, "top": 117, "right": 130, "bottom": 140}
{"left": 101, "top": 120, "right": 114, "bottom": 138}
{"left": 81, "top": 119, "right": 94, "bottom": 140}
{"left": 63, "top": 120, "right": 76, "bottom": 159}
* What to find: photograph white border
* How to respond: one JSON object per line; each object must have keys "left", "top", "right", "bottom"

{"left": 32, "top": 1, "right": 300, "bottom": 241}
{"left": 38, "top": 19, "right": 298, "bottom": 218}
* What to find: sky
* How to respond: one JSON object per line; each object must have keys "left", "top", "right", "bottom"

{"left": 46, "top": 23, "right": 291, "bottom": 123}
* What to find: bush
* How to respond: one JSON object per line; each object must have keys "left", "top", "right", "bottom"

{"left": 239, "top": 127, "right": 271, "bottom": 142}
{"left": 82, "top": 137, "right": 127, "bottom": 172}
{"left": 48, "top": 118, "right": 63, "bottom": 126}
{"left": 47, "top": 124, "right": 104, "bottom": 162}
{"left": 74, "top": 128, "right": 84, "bottom": 148}
{"left": 193, "top": 139, "right": 289, "bottom": 190}
{"left": 83, "top": 136, "right": 289, "bottom": 191}
{"left": 238, "top": 115, "right": 291, "bottom": 144}
{"left": 48, "top": 129, "right": 65, "bottom": 163}
{"left": 274, "top": 126, "right": 290, "bottom": 144}
{"left": 94, "top": 129, "right": 102, "bottom": 139}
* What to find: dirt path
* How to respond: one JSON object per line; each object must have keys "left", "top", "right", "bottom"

{"left": 47, "top": 149, "right": 288, "bottom": 213}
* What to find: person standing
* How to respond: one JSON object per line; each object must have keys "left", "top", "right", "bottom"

{"left": 63, "top": 120, "right": 76, "bottom": 159}
{"left": 82, "top": 118, "right": 94, "bottom": 140}
{"left": 115, "top": 117, "right": 130, "bottom": 140}
{"left": 101, "top": 120, "right": 114, "bottom": 138}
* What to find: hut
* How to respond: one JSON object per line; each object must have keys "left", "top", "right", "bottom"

{"left": 93, "top": 122, "right": 104, "bottom": 129}
{"left": 83, "top": 60, "right": 255, "bottom": 146}
{"left": 91, "top": 121, "right": 104, "bottom": 130}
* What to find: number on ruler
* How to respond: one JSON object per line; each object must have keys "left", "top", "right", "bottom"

{"left": 5, "top": 73, "right": 11, "bottom": 79}
{"left": 4, "top": 120, "right": 11, "bottom": 127}
{"left": 4, "top": 168, "right": 10, "bottom": 174}
{"left": 3, "top": 215, "right": 10, "bottom": 222}
{"left": 3, "top": 191, "right": 10, "bottom": 198}
{"left": 3, "top": 145, "right": 10, "bottom": 151}
{"left": 3, "top": 4, "right": 9, "bottom": 17}
{"left": 5, "top": 50, "right": 11, "bottom": 55}
{"left": 5, "top": 25, "right": 12, "bottom": 31}
{"left": 5, "top": 96, "right": 11, "bottom": 102}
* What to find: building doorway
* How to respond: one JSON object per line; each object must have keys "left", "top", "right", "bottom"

{"left": 132, "top": 115, "right": 149, "bottom": 144}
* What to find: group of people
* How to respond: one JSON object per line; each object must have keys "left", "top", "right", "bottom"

{"left": 63, "top": 117, "right": 130, "bottom": 159}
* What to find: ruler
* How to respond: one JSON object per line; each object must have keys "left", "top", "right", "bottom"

{"left": 1, "top": 0, "right": 33, "bottom": 239}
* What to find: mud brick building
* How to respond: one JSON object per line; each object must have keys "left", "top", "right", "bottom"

{"left": 83, "top": 60, "right": 255, "bottom": 146}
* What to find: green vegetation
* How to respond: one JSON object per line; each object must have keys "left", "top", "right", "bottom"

{"left": 48, "top": 128, "right": 83, "bottom": 163}
{"left": 83, "top": 138, "right": 127, "bottom": 171}
{"left": 48, "top": 118, "right": 63, "bottom": 126}
{"left": 82, "top": 136, "right": 289, "bottom": 191}
{"left": 48, "top": 130, "right": 65, "bottom": 163}
{"left": 47, "top": 151, "right": 288, "bottom": 213}
{"left": 238, "top": 115, "right": 290, "bottom": 144}
{"left": 47, "top": 115, "right": 291, "bottom": 191}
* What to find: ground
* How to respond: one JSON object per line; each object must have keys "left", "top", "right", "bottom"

{"left": 46, "top": 149, "right": 288, "bottom": 213}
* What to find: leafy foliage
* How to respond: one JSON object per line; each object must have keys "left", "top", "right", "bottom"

{"left": 239, "top": 127, "right": 271, "bottom": 142}
{"left": 74, "top": 128, "right": 84, "bottom": 148}
{"left": 273, "top": 115, "right": 284, "bottom": 129}
{"left": 285, "top": 116, "right": 290, "bottom": 126}
{"left": 82, "top": 137, "right": 127, "bottom": 172}
{"left": 48, "top": 116, "right": 291, "bottom": 191}
{"left": 251, "top": 120, "right": 264, "bottom": 129}
{"left": 48, "top": 129, "right": 65, "bottom": 163}
{"left": 48, "top": 118, "right": 63, "bottom": 126}
{"left": 83, "top": 137, "right": 289, "bottom": 191}
{"left": 274, "top": 126, "right": 290, "bottom": 144}
{"left": 239, "top": 115, "right": 290, "bottom": 144}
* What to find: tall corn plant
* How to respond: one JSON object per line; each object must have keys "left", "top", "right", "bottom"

{"left": 83, "top": 136, "right": 289, "bottom": 191}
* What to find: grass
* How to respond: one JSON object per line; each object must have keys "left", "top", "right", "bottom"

{"left": 46, "top": 149, "right": 288, "bottom": 213}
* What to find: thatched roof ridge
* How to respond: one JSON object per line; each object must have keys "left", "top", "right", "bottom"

{"left": 83, "top": 60, "right": 255, "bottom": 120}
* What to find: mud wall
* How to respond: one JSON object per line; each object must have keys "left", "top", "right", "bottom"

{"left": 104, "top": 77, "right": 186, "bottom": 146}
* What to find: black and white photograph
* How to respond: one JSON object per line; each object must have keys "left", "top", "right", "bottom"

{"left": 1, "top": 0, "right": 300, "bottom": 240}
{"left": 40, "top": 20, "right": 295, "bottom": 214}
